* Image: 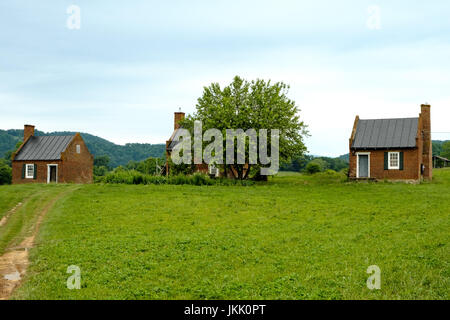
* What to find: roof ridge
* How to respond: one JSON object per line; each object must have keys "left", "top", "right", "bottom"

{"left": 359, "top": 117, "right": 419, "bottom": 121}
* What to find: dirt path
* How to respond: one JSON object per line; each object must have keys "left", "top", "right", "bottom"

{"left": 0, "top": 203, "right": 24, "bottom": 227}
{"left": 0, "top": 187, "right": 77, "bottom": 300}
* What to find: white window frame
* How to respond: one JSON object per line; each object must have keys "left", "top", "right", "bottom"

{"left": 25, "top": 164, "right": 35, "bottom": 179}
{"left": 76, "top": 144, "right": 81, "bottom": 154}
{"left": 208, "top": 164, "right": 219, "bottom": 177}
{"left": 47, "top": 164, "right": 58, "bottom": 184}
{"left": 356, "top": 152, "right": 371, "bottom": 178}
{"left": 388, "top": 152, "right": 400, "bottom": 170}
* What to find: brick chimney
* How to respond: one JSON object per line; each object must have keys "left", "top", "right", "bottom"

{"left": 24, "top": 124, "right": 35, "bottom": 141}
{"left": 174, "top": 111, "right": 185, "bottom": 130}
{"left": 421, "top": 104, "right": 432, "bottom": 180}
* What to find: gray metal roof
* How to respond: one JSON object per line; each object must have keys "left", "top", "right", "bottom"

{"left": 352, "top": 118, "right": 419, "bottom": 149}
{"left": 14, "top": 135, "right": 74, "bottom": 160}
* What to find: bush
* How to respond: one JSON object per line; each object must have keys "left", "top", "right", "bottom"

{"left": 100, "top": 170, "right": 254, "bottom": 186}
{"left": 305, "top": 162, "right": 321, "bottom": 174}
{"left": 0, "top": 163, "right": 12, "bottom": 185}
{"left": 94, "top": 165, "right": 109, "bottom": 177}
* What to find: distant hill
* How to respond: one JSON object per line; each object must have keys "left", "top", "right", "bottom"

{"left": 0, "top": 129, "right": 165, "bottom": 168}
{"left": 338, "top": 154, "right": 349, "bottom": 162}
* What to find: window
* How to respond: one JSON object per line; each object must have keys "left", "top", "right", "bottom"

{"left": 208, "top": 164, "right": 219, "bottom": 177}
{"left": 76, "top": 144, "right": 81, "bottom": 154}
{"left": 388, "top": 152, "right": 400, "bottom": 170}
{"left": 25, "top": 164, "right": 35, "bottom": 179}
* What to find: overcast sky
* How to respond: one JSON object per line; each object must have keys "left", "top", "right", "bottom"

{"left": 1, "top": 0, "right": 449, "bottom": 156}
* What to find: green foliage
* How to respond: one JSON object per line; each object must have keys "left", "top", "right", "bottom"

{"left": 167, "top": 157, "right": 195, "bottom": 176}
{"left": 339, "top": 167, "right": 349, "bottom": 176}
{"left": 281, "top": 154, "right": 349, "bottom": 173}
{"left": 305, "top": 161, "right": 322, "bottom": 174}
{"left": 180, "top": 76, "right": 309, "bottom": 179}
{"left": 3, "top": 141, "right": 23, "bottom": 167}
{"left": 126, "top": 157, "right": 164, "bottom": 175}
{"left": 280, "top": 154, "right": 314, "bottom": 171}
{"left": 93, "top": 155, "right": 112, "bottom": 177}
{"left": 93, "top": 166, "right": 109, "bottom": 177}
{"left": 0, "top": 159, "right": 12, "bottom": 185}
{"left": 441, "top": 141, "right": 450, "bottom": 159}
{"left": 433, "top": 141, "right": 443, "bottom": 156}
{"left": 101, "top": 170, "right": 254, "bottom": 186}
{"left": 94, "top": 155, "right": 111, "bottom": 168}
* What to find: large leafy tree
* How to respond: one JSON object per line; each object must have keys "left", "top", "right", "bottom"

{"left": 181, "top": 76, "right": 308, "bottom": 179}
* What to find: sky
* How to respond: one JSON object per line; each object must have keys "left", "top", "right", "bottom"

{"left": 0, "top": 0, "right": 449, "bottom": 157}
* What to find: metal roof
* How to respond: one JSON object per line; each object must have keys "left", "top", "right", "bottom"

{"left": 14, "top": 135, "right": 74, "bottom": 161}
{"left": 352, "top": 118, "right": 419, "bottom": 149}
{"left": 433, "top": 155, "right": 450, "bottom": 162}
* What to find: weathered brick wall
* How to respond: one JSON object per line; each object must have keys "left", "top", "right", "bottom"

{"left": 60, "top": 134, "right": 93, "bottom": 183}
{"left": 349, "top": 148, "right": 420, "bottom": 180}
{"left": 12, "top": 133, "right": 93, "bottom": 184}
{"left": 12, "top": 160, "right": 63, "bottom": 184}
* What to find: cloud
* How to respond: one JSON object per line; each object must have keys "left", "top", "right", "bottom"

{"left": 0, "top": 0, "right": 449, "bottom": 156}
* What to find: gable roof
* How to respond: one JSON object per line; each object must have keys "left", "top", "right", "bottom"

{"left": 14, "top": 135, "right": 74, "bottom": 161}
{"left": 352, "top": 117, "right": 419, "bottom": 149}
{"left": 167, "top": 128, "right": 183, "bottom": 152}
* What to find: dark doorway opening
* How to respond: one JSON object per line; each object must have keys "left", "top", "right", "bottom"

{"left": 49, "top": 165, "right": 57, "bottom": 183}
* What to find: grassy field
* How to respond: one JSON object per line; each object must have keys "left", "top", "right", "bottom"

{"left": 1, "top": 169, "right": 449, "bottom": 300}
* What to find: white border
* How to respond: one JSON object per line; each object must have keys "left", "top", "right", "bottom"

{"left": 47, "top": 164, "right": 58, "bottom": 183}
{"left": 25, "top": 163, "right": 34, "bottom": 179}
{"left": 356, "top": 152, "right": 371, "bottom": 178}
{"left": 388, "top": 152, "right": 400, "bottom": 170}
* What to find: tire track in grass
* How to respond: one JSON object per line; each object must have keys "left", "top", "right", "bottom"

{"left": 0, "top": 186, "right": 78, "bottom": 300}
{"left": 0, "top": 203, "right": 24, "bottom": 227}
{"left": 0, "top": 193, "right": 42, "bottom": 228}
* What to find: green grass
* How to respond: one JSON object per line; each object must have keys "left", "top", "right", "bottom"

{"left": 0, "top": 184, "right": 42, "bottom": 219}
{"left": 8, "top": 169, "right": 450, "bottom": 300}
{"left": 0, "top": 185, "right": 76, "bottom": 254}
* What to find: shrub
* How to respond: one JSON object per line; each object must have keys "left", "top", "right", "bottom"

{"left": 100, "top": 170, "right": 255, "bottom": 186}
{"left": 94, "top": 165, "right": 109, "bottom": 177}
{"left": 0, "top": 162, "right": 12, "bottom": 185}
{"left": 305, "top": 162, "right": 321, "bottom": 174}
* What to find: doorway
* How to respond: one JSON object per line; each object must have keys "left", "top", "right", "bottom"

{"left": 47, "top": 165, "right": 58, "bottom": 183}
{"left": 357, "top": 153, "right": 370, "bottom": 178}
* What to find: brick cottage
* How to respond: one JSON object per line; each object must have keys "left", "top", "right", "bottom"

{"left": 349, "top": 104, "right": 432, "bottom": 181}
{"left": 11, "top": 125, "right": 93, "bottom": 184}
